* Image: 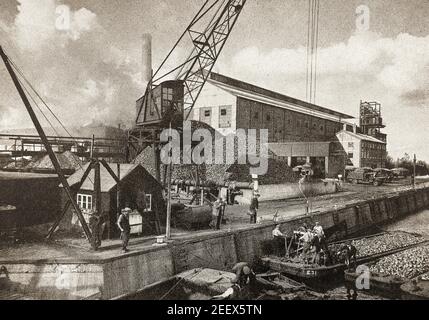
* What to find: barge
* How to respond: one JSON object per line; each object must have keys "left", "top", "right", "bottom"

{"left": 345, "top": 242, "right": 429, "bottom": 297}
{"left": 261, "top": 231, "right": 427, "bottom": 280}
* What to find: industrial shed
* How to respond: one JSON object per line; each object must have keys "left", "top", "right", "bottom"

{"left": 0, "top": 171, "right": 60, "bottom": 229}
{"left": 60, "top": 163, "right": 166, "bottom": 238}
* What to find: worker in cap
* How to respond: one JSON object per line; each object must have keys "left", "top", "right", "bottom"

{"left": 272, "top": 224, "right": 286, "bottom": 256}
{"left": 117, "top": 207, "right": 132, "bottom": 252}
{"left": 215, "top": 196, "right": 227, "bottom": 230}
{"left": 231, "top": 262, "right": 255, "bottom": 287}
{"left": 210, "top": 197, "right": 223, "bottom": 230}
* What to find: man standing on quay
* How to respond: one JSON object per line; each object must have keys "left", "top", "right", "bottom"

{"left": 117, "top": 207, "right": 131, "bottom": 252}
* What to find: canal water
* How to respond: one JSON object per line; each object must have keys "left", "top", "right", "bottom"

{"left": 128, "top": 209, "right": 429, "bottom": 300}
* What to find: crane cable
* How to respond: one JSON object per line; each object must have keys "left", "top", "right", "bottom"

{"left": 306, "top": 0, "right": 320, "bottom": 104}
{"left": 5, "top": 51, "right": 94, "bottom": 185}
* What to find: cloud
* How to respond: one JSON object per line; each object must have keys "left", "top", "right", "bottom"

{"left": 400, "top": 89, "right": 429, "bottom": 106}
{"left": 0, "top": 0, "right": 142, "bottom": 131}
{"left": 229, "top": 32, "right": 429, "bottom": 101}
{"left": 12, "top": 0, "right": 99, "bottom": 50}
{"left": 68, "top": 8, "right": 98, "bottom": 40}
{"left": 225, "top": 31, "right": 429, "bottom": 160}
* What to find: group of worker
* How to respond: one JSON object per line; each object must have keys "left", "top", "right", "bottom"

{"left": 210, "top": 189, "right": 261, "bottom": 230}
{"left": 115, "top": 189, "right": 260, "bottom": 252}
{"left": 299, "top": 222, "right": 330, "bottom": 264}
{"left": 271, "top": 221, "right": 330, "bottom": 265}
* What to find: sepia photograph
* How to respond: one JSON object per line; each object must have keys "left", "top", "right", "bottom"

{"left": 0, "top": 0, "right": 428, "bottom": 310}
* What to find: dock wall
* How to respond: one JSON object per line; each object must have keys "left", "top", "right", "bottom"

{"left": 236, "top": 180, "right": 338, "bottom": 204}
{"left": 1, "top": 185, "right": 429, "bottom": 300}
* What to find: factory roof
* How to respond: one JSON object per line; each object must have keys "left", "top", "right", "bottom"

{"left": 207, "top": 72, "right": 354, "bottom": 120}
{"left": 268, "top": 141, "right": 332, "bottom": 157}
{"left": 337, "top": 130, "right": 386, "bottom": 144}
{"left": 0, "top": 171, "right": 58, "bottom": 180}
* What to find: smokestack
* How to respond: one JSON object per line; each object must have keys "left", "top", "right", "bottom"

{"left": 142, "top": 33, "right": 152, "bottom": 88}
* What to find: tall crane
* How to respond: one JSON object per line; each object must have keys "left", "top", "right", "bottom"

{"left": 128, "top": 0, "right": 247, "bottom": 163}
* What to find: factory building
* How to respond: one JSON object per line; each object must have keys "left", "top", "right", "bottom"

{"left": 188, "top": 72, "right": 355, "bottom": 178}
{"left": 336, "top": 125, "right": 387, "bottom": 169}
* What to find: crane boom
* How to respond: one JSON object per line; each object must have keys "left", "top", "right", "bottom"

{"left": 135, "top": 0, "right": 247, "bottom": 128}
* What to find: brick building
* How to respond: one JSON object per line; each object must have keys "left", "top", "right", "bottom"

{"left": 188, "top": 73, "right": 354, "bottom": 178}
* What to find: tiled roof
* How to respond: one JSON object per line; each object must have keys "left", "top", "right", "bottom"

{"left": 64, "top": 163, "right": 140, "bottom": 192}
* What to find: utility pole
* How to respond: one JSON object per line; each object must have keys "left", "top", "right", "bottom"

{"left": 165, "top": 122, "right": 172, "bottom": 240}
{"left": 413, "top": 154, "right": 416, "bottom": 188}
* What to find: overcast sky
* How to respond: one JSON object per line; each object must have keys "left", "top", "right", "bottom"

{"left": 0, "top": 0, "right": 428, "bottom": 160}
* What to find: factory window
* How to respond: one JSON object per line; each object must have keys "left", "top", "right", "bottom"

{"left": 162, "top": 88, "right": 173, "bottom": 101}
{"left": 313, "top": 123, "right": 317, "bottom": 130}
{"left": 219, "top": 105, "right": 231, "bottom": 128}
{"left": 320, "top": 125, "right": 324, "bottom": 133}
{"left": 266, "top": 113, "right": 271, "bottom": 121}
{"left": 348, "top": 153, "right": 354, "bottom": 159}
{"left": 254, "top": 111, "right": 259, "bottom": 119}
{"left": 348, "top": 142, "right": 354, "bottom": 148}
{"left": 305, "top": 121, "right": 309, "bottom": 129}
{"left": 204, "top": 110, "right": 211, "bottom": 117}
{"left": 77, "top": 194, "right": 92, "bottom": 211}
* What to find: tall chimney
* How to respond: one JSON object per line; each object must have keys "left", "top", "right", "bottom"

{"left": 142, "top": 33, "right": 152, "bottom": 88}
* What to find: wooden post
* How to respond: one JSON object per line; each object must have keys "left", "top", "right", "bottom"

{"left": 92, "top": 160, "right": 102, "bottom": 249}
{"left": 90, "top": 134, "right": 95, "bottom": 158}
{"left": 166, "top": 124, "right": 172, "bottom": 240}
{"left": 413, "top": 154, "right": 416, "bottom": 188}
{"left": 46, "top": 162, "right": 93, "bottom": 239}
{"left": 0, "top": 46, "right": 92, "bottom": 242}
{"left": 116, "top": 163, "right": 121, "bottom": 221}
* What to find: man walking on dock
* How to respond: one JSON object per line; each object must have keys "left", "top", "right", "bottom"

{"left": 248, "top": 191, "right": 260, "bottom": 224}
{"left": 215, "top": 197, "right": 227, "bottom": 230}
{"left": 210, "top": 197, "right": 223, "bottom": 230}
{"left": 117, "top": 207, "right": 131, "bottom": 252}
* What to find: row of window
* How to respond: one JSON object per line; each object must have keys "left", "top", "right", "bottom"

{"left": 76, "top": 194, "right": 153, "bottom": 212}
{"left": 201, "top": 105, "right": 232, "bottom": 128}
{"left": 361, "top": 150, "right": 385, "bottom": 160}
{"left": 362, "top": 142, "right": 386, "bottom": 151}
